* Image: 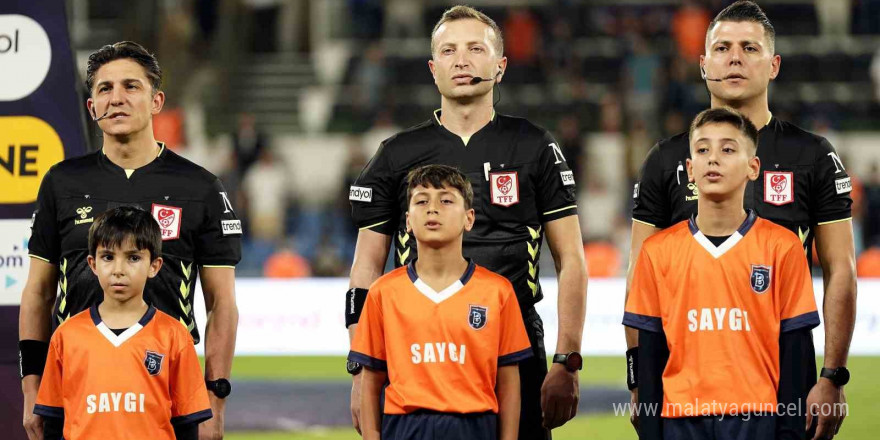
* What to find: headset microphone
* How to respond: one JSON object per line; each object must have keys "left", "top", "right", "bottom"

{"left": 470, "top": 70, "right": 502, "bottom": 85}
{"left": 701, "top": 66, "right": 724, "bottom": 82}
{"left": 91, "top": 106, "right": 112, "bottom": 122}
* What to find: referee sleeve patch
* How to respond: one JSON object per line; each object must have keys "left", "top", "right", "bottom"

{"left": 835, "top": 177, "right": 852, "bottom": 194}
{"left": 560, "top": 170, "right": 575, "bottom": 186}
{"left": 221, "top": 220, "right": 242, "bottom": 235}
{"left": 349, "top": 186, "right": 373, "bottom": 203}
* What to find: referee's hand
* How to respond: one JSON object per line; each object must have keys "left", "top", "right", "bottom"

{"left": 541, "top": 363, "right": 579, "bottom": 429}
{"left": 350, "top": 373, "right": 363, "bottom": 435}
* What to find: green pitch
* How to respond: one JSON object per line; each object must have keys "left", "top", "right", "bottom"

{"left": 225, "top": 356, "right": 879, "bottom": 440}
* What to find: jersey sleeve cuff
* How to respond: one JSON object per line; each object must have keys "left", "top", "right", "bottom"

{"left": 356, "top": 218, "right": 396, "bottom": 235}
{"left": 348, "top": 351, "right": 387, "bottom": 371}
{"left": 171, "top": 408, "right": 213, "bottom": 425}
{"left": 632, "top": 214, "right": 668, "bottom": 229}
{"left": 498, "top": 347, "right": 533, "bottom": 366}
{"left": 34, "top": 404, "right": 64, "bottom": 418}
{"left": 28, "top": 254, "right": 56, "bottom": 265}
{"left": 781, "top": 311, "right": 821, "bottom": 333}
{"left": 816, "top": 216, "right": 852, "bottom": 226}
{"left": 622, "top": 312, "right": 663, "bottom": 333}
{"left": 540, "top": 205, "right": 578, "bottom": 223}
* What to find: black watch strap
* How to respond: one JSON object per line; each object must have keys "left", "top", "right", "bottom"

{"left": 205, "top": 378, "right": 232, "bottom": 398}
{"left": 552, "top": 352, "right": 583, "bottom": 372}
{"left": 820, "top": 367, "right": 850, "bottom": 387}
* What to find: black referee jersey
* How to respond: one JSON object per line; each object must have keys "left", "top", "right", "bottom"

{"left": 350, "top": 110, "right": 578, "bottom": 309}
{"left": 633, "top": 116, "right": 853, "bottom": 263}
{"left": 28, "top": 143, "right": 242, "bottom": 343}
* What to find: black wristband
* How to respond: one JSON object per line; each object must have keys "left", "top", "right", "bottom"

{"left": 19, "top": 340, "right": 50, "bottom": 379}
{"left": 626, "top": 347, "right": 638, "bottom": 390}
{"left": 345, "top": 288, "right": 369, "bottom": 328}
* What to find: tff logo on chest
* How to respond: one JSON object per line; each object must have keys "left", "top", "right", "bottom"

{"left": 151, "top": 204, "right": 182, "bottom": 240}
{"left": 764, "top": 172, "right": 794, "bottom": 206}
{"left": 490, "top": 171, "right": 519, "bottom": 207}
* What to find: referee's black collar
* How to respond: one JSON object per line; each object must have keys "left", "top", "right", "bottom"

{"left": 98, "top": 141, "right": 168, "bottom": 175}
{"left": 431, "top": 109, "right": 500, "bottom": 143}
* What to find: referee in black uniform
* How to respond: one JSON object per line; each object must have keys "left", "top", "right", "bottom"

{"left": 625, "top": 3, "right": 855, "bottom": 440}
{"left": 19, "top": 42, "right": 241, "bottom": 440}
{"left": 345, "top": 6, "right": 588, "bottom": 440}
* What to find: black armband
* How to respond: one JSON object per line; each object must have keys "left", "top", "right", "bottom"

{"left": 19, "top": 340, "right": 50, "bottom": 379}
{"left": 626, "top": 347, "right": 639, "bottom": 390}
{"left": 345, "top": 288, "right": 369, "bottom": 328}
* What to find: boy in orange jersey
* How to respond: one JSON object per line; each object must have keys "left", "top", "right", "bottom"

{"left": 34, "top": 207, "right": 211, "bottom": 440}
{"left": 624, "top": 108, "right": 821, "bottom": 440}
{"left": 350, "top": 164, "right": 532, "bottom": 440}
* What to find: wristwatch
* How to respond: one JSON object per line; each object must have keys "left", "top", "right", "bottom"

{"left": 820, "top": 367, "right": 850, "bottom": 387}
{"left": 205, "top": 378, "right": 232, "bottom": 398}
{"left": 552, "top": 352, "right": 583, "bottom": 372}
{"left": 346, "top": 360, "right": 363, "bottom": 375}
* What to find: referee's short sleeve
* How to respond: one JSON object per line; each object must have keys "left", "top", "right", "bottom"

{"left": 632, "top": 143, "right": 672, "bottom": 228}
{"left": 535, "top": 131, "right": 578, "bottom": 223}
{"left": 194, "top": 178, "right": 242, "bottom": 267}
{"left": 350, "top": 142, "right": 400, "bottom": 235}
{"left": 28, "top": 166, "right": 61, "bottom": 264}
{"left": 811, "top": 137, "right": 853, "bottom": 225}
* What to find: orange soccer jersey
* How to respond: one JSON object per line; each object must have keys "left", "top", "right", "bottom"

{"left": 624, "top": 211, "right": 820, "bottom": 417}
{"left": 35, "top": 306, "right": 212, "bottom": 438}
{"left": 349, "top": 260, "right": 532, "bottom": 414}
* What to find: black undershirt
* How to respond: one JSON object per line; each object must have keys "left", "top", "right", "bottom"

{"left": 110, "top": 328, "right": 127, "bottom": 336}
{"left": 705, "top": 235, "right": 731, "bottom": 247}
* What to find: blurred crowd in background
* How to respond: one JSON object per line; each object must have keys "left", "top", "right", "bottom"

{"left": 70, "top": 0, "right": 880, "bottom": 278}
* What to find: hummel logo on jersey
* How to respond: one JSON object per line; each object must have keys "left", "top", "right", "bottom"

{"left": 349, "top": 186, "right": 373, "bottom": 203}
{"left": 750, "top": 265, "right": 772, "bottom": 294}
{"left": 685, "top": 183, "right": 699, "bottom": 202}
{"left": 75, "top": 206, "right": 94, "bottom": 225}
{"left": 835, "top": 177, "right": 852, "bottom": 194}
{"left": 144, "top": 350, "right": 164, "bottom": 376}
{"left": 151, "top": 204, "right": 182, "bottom": 241}
{"left": 469, "top": 305, "right": 488, "bottom": 330}
{"left": 764, "top": 172, "right": 793, "bottom": 206}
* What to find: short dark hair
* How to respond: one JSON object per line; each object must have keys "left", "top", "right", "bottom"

{"left": 707, "top": 1, "right": 776, "bottom": 53}
{"left": 85, "top": 41, "right": 162, "bottom": 94}
{"left": 406, "top": 164, "right": 474, "bottom": 210}
{"left": 689, "top": 107, "right": 759, "bottom": 153}
{"left": 88, "top": 206, "right": 162, "bottom": 261}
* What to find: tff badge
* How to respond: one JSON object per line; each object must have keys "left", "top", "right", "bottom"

{"left": 490, "top": 171, "right": 519, "bottom": 207}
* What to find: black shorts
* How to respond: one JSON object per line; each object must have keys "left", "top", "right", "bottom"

{"left": 382, "top": 411, "right": 497, "bottom": 440}
{"left": 519, "top": 307, "right": 550, "bottom": 440}
{"left": 663, "top": 415, "right": 776, "bottom": 440}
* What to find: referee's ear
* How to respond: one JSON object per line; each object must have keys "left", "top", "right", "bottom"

{"left": 150, "top": 90, "right": 165, "bottom": 115}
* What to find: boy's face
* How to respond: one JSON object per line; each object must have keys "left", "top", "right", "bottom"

{"left": 406, "top": 184, "right": 475, "bottom": 248}
{"left": 686, "top": 122, "right": 760, "bottom": 200}
{"left": 88, "top": 237, "right": 162, "bottom": 304}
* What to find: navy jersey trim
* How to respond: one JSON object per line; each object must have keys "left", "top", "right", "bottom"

{"left": 90, "top": 305, "right": 157, "bottom": 327}
{"left": 33, "top": 404, "right": 64, "bottom": 418}
{"left": 688, "top": 209, "right": 757, "bottom": 236}
{"left": 407, "top": 259, "right": 476, "bottom": 286}
{"left": 781, "top": 311, "right": 821, "bottom": 333}
{"left": 498, "top": 347, "right": 533, "bottom": 366}
{"left": 622, "top": 312, "right": 663, "bottom": 333}
{"left": 171, "top": 408, "right": 213, "bottom": 426}
{"left": 349, "top": 350, "right": 388, "bottom": 371}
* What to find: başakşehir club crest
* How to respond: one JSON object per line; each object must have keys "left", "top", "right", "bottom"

{"left": 750, "top": 265, "right": 772, "bottom": 294}
{"left": 469, "top": 305, "right": 488, "bottom": 330}
{"left": 144, "top": 350, "right": 165, "bottom": 376}
{"left": 490, "top": 171, "right": 519, "bottom": 207}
